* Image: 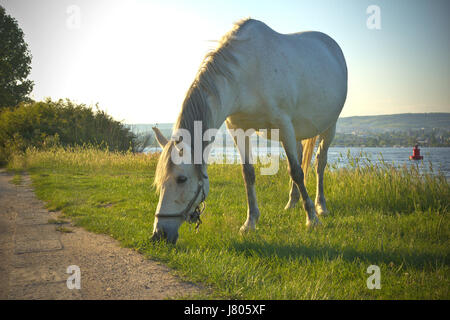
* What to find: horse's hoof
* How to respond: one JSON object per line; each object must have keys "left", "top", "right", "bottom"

{"left": 239, "top": 224, "right": 255, "bottom": 234}
{"left": 305, "top": 216, "right": 321, "bottom": 228}
{"left": 315, "top": 204, "right": 328, "bottom": 216}
{"left": 284, "top": 201, "right": 297, "bottom": 210}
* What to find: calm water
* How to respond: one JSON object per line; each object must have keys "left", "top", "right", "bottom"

{"left": 328, "top": 147, "right": 450, "bottom": 180}
{"left": 146, "top": 146, "right": 450, "bottom": 180}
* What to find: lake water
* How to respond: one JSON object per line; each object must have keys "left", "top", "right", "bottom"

{"left": 145, "top": 146, "right": 450, "bottom": 180}
{"left": 328, "top": 147, "right": 450, "bottom": 179}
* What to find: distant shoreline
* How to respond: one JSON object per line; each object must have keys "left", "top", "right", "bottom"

{"left": 127, "top": 112, "right": 450, "bottom": 148}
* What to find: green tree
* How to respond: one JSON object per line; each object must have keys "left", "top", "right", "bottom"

{"left": 0, "top": 5, "right": 33, "bottom": 109}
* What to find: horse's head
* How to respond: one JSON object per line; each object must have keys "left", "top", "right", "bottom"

{"left": 151, "top": 127, "right": 209, "bottom": 244}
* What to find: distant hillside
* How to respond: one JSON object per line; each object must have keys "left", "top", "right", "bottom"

{"left": 128, "top": 113, "right": 450, "bottom": 135}
{"left": 336, "top": 113, "right": 450, "bottom": 133}
{"left": 127, "top": 113, "right": 450, "bottom": 148}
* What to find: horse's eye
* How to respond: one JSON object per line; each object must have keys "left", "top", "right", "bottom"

{"left": 176, "top": 175, "right": 188, "bottom": 184}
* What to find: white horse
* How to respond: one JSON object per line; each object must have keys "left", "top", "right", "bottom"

{"left": 151, "top": 18, "right": 347, "bottom": 243}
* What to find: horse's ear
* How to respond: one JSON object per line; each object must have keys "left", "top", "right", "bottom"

{"left": 152, "top": 127, "right": 168, "bottom": 148}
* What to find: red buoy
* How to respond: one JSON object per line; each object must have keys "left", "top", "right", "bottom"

{"left": 409, "top": 144, "right": 423, "bottom": 160}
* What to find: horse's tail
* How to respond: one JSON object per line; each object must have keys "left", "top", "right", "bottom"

{"left": 301, "top": 136, "right": 318, "bottom": 183}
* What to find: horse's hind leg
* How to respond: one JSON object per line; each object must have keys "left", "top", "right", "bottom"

{"left": 284, "top": 141, "right": 302, "bottom": 209}
{"left": 231, "top": 133, "right": 260, "bottom": 233}
{"left": 315, "top": 123, "right": 336, "bottom": 216}
{"left": 280, "top": 123, "right": 319, "bottom": 227}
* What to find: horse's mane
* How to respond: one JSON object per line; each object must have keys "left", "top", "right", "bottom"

{"left": 174, "top": 17, "right": 252, "bottom": 134}
{"left": 154, "top": 18, "right": 253, "bottom": 191}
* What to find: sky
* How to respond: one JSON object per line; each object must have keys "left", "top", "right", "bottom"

{"left": 1, "top": 0, "right": 449, "bottom": 124}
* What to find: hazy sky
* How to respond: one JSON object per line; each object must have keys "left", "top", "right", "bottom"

{"left": 1, "top": 0, "right": 449, "bottom": 123}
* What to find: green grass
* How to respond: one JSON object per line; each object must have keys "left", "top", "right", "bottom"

{"left": 7, "top": 147, "right": 449, "bottom": 299}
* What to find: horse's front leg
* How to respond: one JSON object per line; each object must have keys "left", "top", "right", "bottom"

{"left": 240, "top": 162, "right": 260, "bottom": 233}
{"left": 280, "top": 122, "right": 320, "bottom": 227}
{"left": 232, "top": 134, "right": 260, "bottom": 233}
{"left": 285, "top": 141, "right": 302, "bottom": 209}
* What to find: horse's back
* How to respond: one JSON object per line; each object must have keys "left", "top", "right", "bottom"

{"left": 230, "top": 20, "right": 347, "bottom": 139}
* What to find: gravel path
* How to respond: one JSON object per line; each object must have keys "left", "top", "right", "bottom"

{"left": 0, "top": 169, "right": 201, "bottom": 299}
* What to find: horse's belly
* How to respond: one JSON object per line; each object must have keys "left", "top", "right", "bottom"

{"left": 226, "top": 112, "right": 276, "bottom": 132}
{"left": 290, "top": 97, "right": 344, "bottom": 139}
{"left": 226, "top": 111, "right": 320, "bottom": 141}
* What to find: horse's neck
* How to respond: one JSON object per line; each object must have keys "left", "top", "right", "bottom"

{"left": 207, "top": 76, "right": 240, "bottom": 130}
{"left": 183, "top": 77, "right": 238, "bottom": 166}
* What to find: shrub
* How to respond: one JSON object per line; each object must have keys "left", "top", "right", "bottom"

{"left": 0, "top": 98, "right": 136, "bottom": 164}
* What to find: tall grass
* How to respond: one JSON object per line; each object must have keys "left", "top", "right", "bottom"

{"left": 8, "top": 145, "right": 159, "bottom": 173}
{"left": 8, "top": 147, "right": 449, "bottom": 299}
{"left": 322, "top": 150, "right": 449, "bottom": 214}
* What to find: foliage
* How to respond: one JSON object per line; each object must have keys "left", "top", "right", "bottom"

{"left": 0, "top": 99, "right": 137, "bottom": 164}
{"left": 0, "top": 5, "right": 34, "bottom": 109}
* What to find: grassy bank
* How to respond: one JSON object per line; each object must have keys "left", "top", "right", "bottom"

{"left": 8, "top": 147, "right": 449, "bottom": 299}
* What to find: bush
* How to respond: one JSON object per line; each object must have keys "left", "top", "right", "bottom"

{"left": 0, "top": 98, "right": 136, "bottom": 164}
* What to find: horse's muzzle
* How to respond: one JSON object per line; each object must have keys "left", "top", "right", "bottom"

{"left": 151, "top": 227, "right": 179, "bottom": 244}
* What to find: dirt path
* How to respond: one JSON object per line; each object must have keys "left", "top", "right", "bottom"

{"left": 0, "top": 169, "right": 201, "bottom": 299}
